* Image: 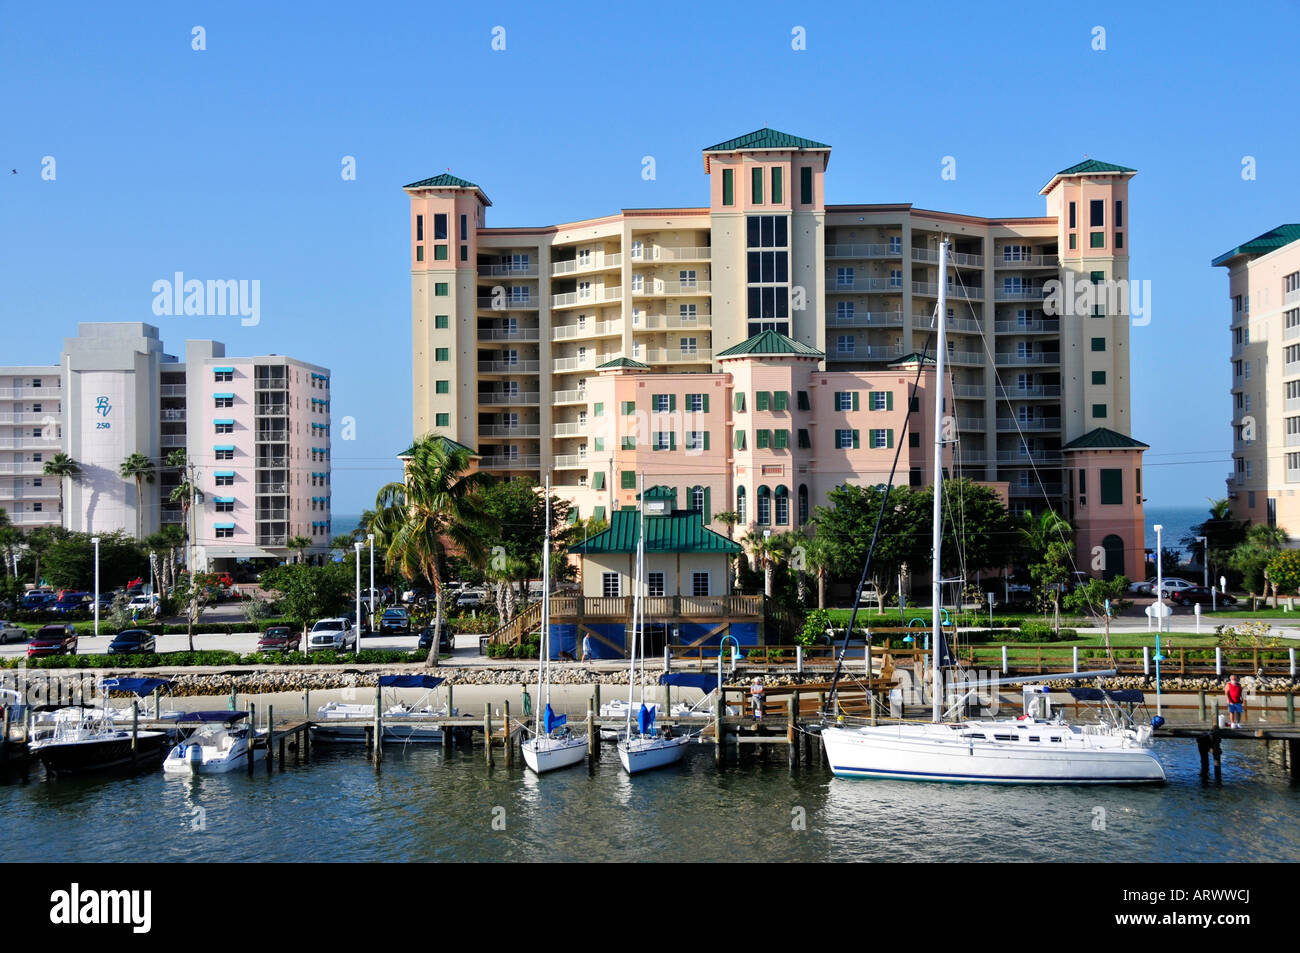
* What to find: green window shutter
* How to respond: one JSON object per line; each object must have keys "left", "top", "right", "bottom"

{"left": 435, "top": 314, "right": 449, "bottom": 329}
{"left": 735, "top": 430, "right": 746, "bottom": 450}
{"left": 722, "top": 168, "right": 734, "bottom": 206}
{"left": 434, "top": 244, "right": 448, "bottom": 261}
{"left": 734, "top": 392, "right": 745, "bottom": 412}
{"left": 1100, "top": 469, "right": 1123, "bottom": 505}
{"left": 435, "top": 348, "right": 449, "bottom": 361}
{"left": 622, "top": 401, "right": 635, "bottom": 415}
{"left": 774, "top": 391, "right": 788, "bottom": 411}
{"left": 757, "top": 429, "right": 770, "bottom": 449}
{"left": 434, "top": 282, "right": 448, "bottom": 296}
{"left": 669, "top": 394, "right": 676, "bottom": 412}
{"left": 797, "top": 391, "right": 810, "bottom": 411}
{"left": 594, "top": 402, "right": 604, "bottom": 416}
{"left": 621, "top": 471, "right": 636, "bottom": 489}
{"left": 435, "top": 413, "right": 449, "bottom": 427}
{"left": 886, "top": 392, "right": 894, "bottom": 411}
{"left": 800, "top": 166, "right": 812, "bottom": 204}
{"left": 703, "top": 486, "right": 711, "bottom": 522}
{"left": 592, "top": 471, "right": 605, "bottom": 490}
{"left": 852, "top": 429, "right": 860, "bottom": 449}
{"left": 1092, "top": 371, "right": 1106, "bottom": 385}
{"left": 702, "top": 394, "right": 709, "bottom": 413}
{"left": 435, "top": 380, "right": 449, "bottom": 394}
{"left": 887, "top": 429, "right": 894, "bottom": 448}
{"left": 853, "top": 391, "right": 860, "bottom": 412}
{"left": 772, "top": 167, "right": 783, "bottom": 204}
{"left": 594, "top": 437, "right": 604, "bottom": 451}
{"left": 669, "top": 432, "right": 677, "bottom": 451}
{"left": 752, "top": 167, "right": 763, "bottom": 204}
{"left": 703, "top": 432, "right": 710, "bottom": 451}
{"left": 416, "top": 245, "right": 424, "bottom": 262}
{"left": 797, "top": 429, "right": 810, "bottom": 449}
{"left": 757, "top": 391, "right": 770, "bottom": 411}
{"left": 622, "top": 436, "right": 636, "bottom": 450}
{"left": 774, "top": 429, "right": 788, "bottom": 450}
{"left": 1091, "top": 337, "right": 1106, "bottom": 352}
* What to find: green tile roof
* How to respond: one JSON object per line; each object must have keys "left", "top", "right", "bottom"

{"left": 572, "top": 510, "right": 742, "bottom": 555}
{"left": 1061, "top": 427, "right": 1149, "bottom": 451}
{"left": 702, "top": 129, "right": 831, "bottom": 153}
{"left": 596, "top": 357, "right": 650, "bottom": 370}
{"left": 1039, "top": 159, "right": 1136, "bottom": 194}
{"left": 397, "top": 435, "right": 478, "bottom": 458}
{"left": 716, "top": 329, "right": 824, "bottom": 359}
{"left": 1212, "top": 224, "right": 1300, "bottom": 267}
{"left": 888, "top": 352, "right": 936, "bottom": 366}
{"left": 402, "top": 172, "right": 492, "bottom": 205}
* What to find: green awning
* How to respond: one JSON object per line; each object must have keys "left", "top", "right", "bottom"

{"left": 591, "top": 471, "right": 606, "bottom": 489}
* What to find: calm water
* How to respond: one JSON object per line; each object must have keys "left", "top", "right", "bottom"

{"left": 1144, "top": 505, "right": 1207, "bottom": 562}
{"left": 2, "top": 738, "right": 1296, "bottom": 862}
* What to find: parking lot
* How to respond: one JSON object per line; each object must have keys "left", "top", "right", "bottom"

{"left": 0, "top": 629, "right": 485, "bottom": 661}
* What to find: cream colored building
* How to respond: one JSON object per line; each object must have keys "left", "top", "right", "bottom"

{"left": 1214, "top": 225, "right": 1300, "bottom": 532}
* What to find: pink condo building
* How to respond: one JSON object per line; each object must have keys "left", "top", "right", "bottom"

{"left": 404, "top": 129, "right": 1149, "bottom": 581}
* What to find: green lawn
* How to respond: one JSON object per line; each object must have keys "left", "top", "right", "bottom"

{"left": 820, "top": 608, "right": 1089, "bottom": 628}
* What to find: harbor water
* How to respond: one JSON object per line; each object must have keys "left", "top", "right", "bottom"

{"left": 2, "top": 738, "right": 1297, "bottom": 863}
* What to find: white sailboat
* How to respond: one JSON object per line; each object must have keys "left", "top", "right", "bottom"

{"left": 820, "top": 239, "right": 1165, "bottom": 785}
{"left": 522, "top": 474, "right": 589, "bottom": 774}
{"left": 617, "top": 475, "right": 690, "bottom": 774}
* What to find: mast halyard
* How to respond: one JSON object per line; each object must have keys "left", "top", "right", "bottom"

{"left": 931, "top": 239, "right": 950, "bottom": 724}
{"left": 541, "top": 472, "right": 552, "bottom": 713}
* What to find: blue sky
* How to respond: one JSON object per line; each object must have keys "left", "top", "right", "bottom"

{"left": 3, "top": 0, "right": 1297, "bottom": 519}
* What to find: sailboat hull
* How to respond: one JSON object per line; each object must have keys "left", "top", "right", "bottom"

{"left": 522, "top": 735, "right": 589, "bottom": 774}
{"left": 821, "top": 722, "right": 1166, "bottom": 785}
{"left": 617, "top": 735, "right": 689, "bottom": 774}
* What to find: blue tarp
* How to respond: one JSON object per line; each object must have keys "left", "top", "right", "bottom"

{"left": 1066, "top": 687, "right": 1146, "bottom": 704}
{"left": 543, "top": 703, "right": 566, "bottom": 734}
{"left": 637, "top": 703, "right": 654, "bottom": 735}
{"left": 378, "top": 675, "right": 444, "bottom": 689}
{"left": 174, "top": 711, "right": 249, "bottom": 724}
{"left": 102, "top": 677, "right": 173, "bottom": 696}
{"left": 658, "top": 673, "right": 720, "bottom": 692}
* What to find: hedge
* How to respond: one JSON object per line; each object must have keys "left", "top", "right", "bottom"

{"left": 4, "top": 648, "right": 429, "bottom": 670}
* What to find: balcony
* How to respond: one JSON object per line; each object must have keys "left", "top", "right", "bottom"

{"left": 255, "top": 401, "right": 288, "bottom": 416}
{"left": 914, "top": 314, "right": 982, "bottom": 334}
{"left": 161, "top": 505, "right": 183, "bottom": 522}
{"left": 550, "top": 253, "right": 622, "bottom": 277}
{"left": 478, "top": 294, "right": 540, "bottom": 311}
{"left": 257, "top": 456, "right": 289, "bottom": 467}
{"left": 827, "top": 310, "right": 904, "bottom": 329}
{"left": 1008, "top": 483, "right": 1064, "bottom": 497}
{"left": 478, "top": 392, "right": 541, "bottom": 406}
{"left": 1287, "top": 287, "right": 1300, "bottom": 306}
{"left": 255, "top": 430, "right": 288, "bottom": 443}
{"left": 994, "top": 319, "right": 1060, "bottom": 334}
{"left": 160, "top": 434, "right": 187, "bottom": 448}
{"left": 257, "top": 536, "right": 289, "bottom": 548}
{"left": 549, "top": 594, "right": 763, "bottom": 622}
{"left": 553, "top": 320, "right": 623, "bottom": 341}
{"left": 479, "top": 327, "right": 540, "bottom": 342}
{"left": 633, "top": 246, "right": 711, "bottom": 262}
{"left": 995, "top": 353, "right": 1060, "bottom": 366}
{"left": 255, "top": 510, "right": 289, "bottom": 521}
{"left": 957, "top": 417, "right": 986, "bottom": 430}
{"left": 996, "top": 385, "right": 1062, "bottom": 399}
{"left": 8, "top": 512, "right": 58, "bottom": 525}
{"left": 642, "top": 347, "right": 712, "bottom": 364}
{"left": 913, "top": 281, "right": 982, "bottom": 300}
{"left": 552, "top": 454, "right": 587, "bottom": 469}
{"left": 257, "top": 483, "right": 287, "bottom": 494}
{"left": 945, "top": 350, "right": 985, "bottom": 366}
{"left": 0, "top": 387, "right": 62, "bottom": 400}
{"left": 553, "top": 389, "right": 587, "bottom": 405}
{"left": 254, "top": 376, "right": 288, "bottom": 391}
{"left": 995, "top": 450, "right": 1063, "bottom": 464}
{"left": 478, "top": 360, "right": 540, "bottom": 374}
{"left": 159, "top": 408, "right": 187, "bottom": 422}
{"left": 996, "top": 253, "right": 1058, "bottom": 269}
{"left": 913, "top": 248, "right": 984, "bottom": 268}
{"left": 0, "top": 462, "right": 42, "bottom": 475}
{"left": 996, "top": 418, "right": 1062, "bottom": 432}
{"left": 552, "top": 422, "right": 586, "bottom": 437}
{"left": 551, "top": 287, "right": 622, "bottom": 309}
{"left": 827, "top": 277, "right": 903, "bottom": 293}
{"left": 994, "top": 285, "right": 1051, "bottom": 302}
{"left": 953, "top": 384, "right": 986, "bottom": 398}
{"left": 826, "top": 346, "right": 903, "bottom": 362}
{"left": 479, "top": 424, "right": 540, "bottom": 438}
{"left": 637, "top": 313, "right": 709, "bottom": 331}
{"left": 825, "top": 243, "right": 901, "bottom": 259}
{"left": 631, "top": 279, "right": 710, "bottom": 297}
{"left": 158, "top": 384, "right": 186, "bottom": 397}
{"left": 0, "top": 412, "right": 56, "bottom": 424}
{"left": 479, "top": 455, "right": 540, "bottom": 470}
{"left": 479, "top": 263, "right": 540, "bottom": 279}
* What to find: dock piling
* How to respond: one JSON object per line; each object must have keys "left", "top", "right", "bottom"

{"left": 786, "top": 697, "right": 797, "bottom": 770}
{"left": 484, "top": 704, "right": 494, "bottom": 767}
{"left": 267, "top": 705, "right": 274, "bottom": 774}
{"left": 504, "top": 700, "right": 513, "bottom": 767}
{"left": 714, "top": 692, "right": 724, "bottom": 767}
{"left": 248, "top": 703, "right": 257, "bottom": 775}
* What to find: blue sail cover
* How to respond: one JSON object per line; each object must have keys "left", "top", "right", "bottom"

{"left": 1066, "top": 687, "right": 1146, "bottom": 704}
{"left": 102, "top": 677, "right": 173, "bottom": 696}
{"left": 658, "top": 673, "right": 720, "bottom": 692}
{"left": 543, "top": 703, "right": 566, "bottom": 734}
{"left": 638, "top": 703, "right": 655, "bottom": 735}
{"left": 378, "top": 675, "right": 444, "bottom": 689}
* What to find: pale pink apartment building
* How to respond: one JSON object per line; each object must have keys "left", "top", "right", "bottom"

{"left": 405, "top": 129, "right": 1149, "bottom": 580}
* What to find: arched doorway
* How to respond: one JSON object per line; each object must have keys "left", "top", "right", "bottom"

{"left": 1101, "top": 534, "right": 1125, "bottom": 581}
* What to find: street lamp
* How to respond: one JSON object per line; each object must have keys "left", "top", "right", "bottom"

{"left": 1154, "top": 523, "right": 1165, "bottom": 634}
{"left": 354, "top": 541, "right": 363, "bottom": 657}
{"left": 367, "top": 533, "right": 375, "bottom": 631}
{"left": 91, "top": 537, "right": 101, "bottom": 637}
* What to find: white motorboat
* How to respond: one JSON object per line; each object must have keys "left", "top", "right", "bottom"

{"left": 523, "top": 476, "right": 588, "bottom": 774}
{"left": 820, "top": 239, "right": 1165, "bottom": 786}
{"left": 163, "top": 711, "right": 265, "bottom": 775}
{"left": 311, "top": 675, "right": 454, "bottom": 744}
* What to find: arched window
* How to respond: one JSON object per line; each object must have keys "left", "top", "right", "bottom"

{"left": 774, "top": 485, "right": 789, "bottom": 525}
{"left": 1101, "top": 534, "right": 1125, "bottom": 580}
{"left": 690, "top": 485, "right": 705, "bottom": 513}
{"left": 736, "top": 486, "right": 746, "bottom": 523}
{"left": 757, "top": 486, "right": 771, "bottom": 525}
{"left": 797, "top": 484, "right": 809, "bottom": 525}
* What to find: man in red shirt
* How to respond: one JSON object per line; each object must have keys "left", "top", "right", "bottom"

{"left": 1225, "top": 674, "right": 1245, "bottom": 728}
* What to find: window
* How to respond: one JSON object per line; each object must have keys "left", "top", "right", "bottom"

{"left": 909, "top": 432, "right": 920, "bottom": 448}
{"left": 434, "top": 244, "right": 448, "bottom": 260}
{"left": 757, "top": 486, "right": 771, "bottom": 524}
{"left": 686, "top": 393, "right": 705, "bottom": 412}
{"left": 1092, "top": 403, "right": 1107, "bottom": 418}
{"left": 215, "top": 448, "right": 234, "bottom": 461}
{"left": 654, "top": 394, "right": 674, "bottom": 413}
{"left": 215, "top": 474, "right": 234, "bottom": 487}
{"left": 836, "top": 267, "right": 854, "bottom": 288}
{"left": 889, "top": 235, "right": 902, "bottom": 254}
{"left": 692, "top": 572, "right": 710, "bottom": 597}
{"left": 436, "top": 348, "right": 449, "bottom": 361}
{"left": 215, "top": 499, "right": 234, "bottom": 513}
{"left": 690, "top": 486, "right": 705, "bottom": 512}
{"left": 1091, "top": 337, "right": 1106, "bottom": 352}
{"left": 869, "top": 391, "right": 889, "bottom": 411}
{"left": 796, "top": 391, "right": 810, "bottom": 411}
{"left": 722, "top": 168, "right": 734, "bottom": 206}
{"left": 435, "top": 413, "right": 450, "bottom": 427}
{"left": 773, "top": 429, "right": 788, "bottom": 449}
{"left": 621, "top": 436, "right": 636, "bottom": 450}
{"left": 1100, "top": 469, "right": 1122, "bottom": 505}
{"left": 835, "top": 391, "right": 853, "bottom": 411}
{"left": 215, "top": 526, "right": 234, "bottom": 539}
{"left": 797, "top": 484, "right": 809, "bottom": 524}
{"left": 774, "top": 486, "right": 789, "bottom": 525}
{"left": 215, "top": 422, "right": 233, "bottom": 434}
{"left": 797, "top": 429, "right": 810, "bottom": 448}
{"left": 416, "top": 245, "right": 424, "bottom": 262}
{"left": 836, "top": 301, "right": 855, "bottom": 321}
{"left": 435, "top": 380, "right": 449, "bottom": 394}
{"left": 621, "top": 471, "right": 636, "bottom": 489}
{"left": 751, "top": 166, "right": 763, "bottom": 204}
{"left": 1090, "top": 232, "right": 1105, "bottom": 248}
{"left": 1114, "top": 200, "right": 1123, "bottom": 228}
{"left": 1068, "top": 202, "right": 1076, "bottom": 229}
{"left": 736, "top": 486, "right": 746, "bottom": 522}
{"left": 1092, "top": 371, "right": 1106, "bottom": 385}
{"left": 460, "top": 214, "right": 468, "bottom": 241}
{"left": 837, "top": 335, "right": 855, "bottom": 356}
{"left": 602, "top": 573, "right": 621, "bottom": 598}
{"left": 773, "top": 391, "right": 788, "bottom": 411}
{"left": 889, "top": 269, "right": 902, "bottom": 288}
{"left": 214, "top": 396, "right": 233, "bottom": 408}
{"left": 1069, "top": 234, "right": 1077, "bottom": 250}
{"left": 734, "top": 392, "right": 746, "bottom": 412}
{"left": 1114, "top": 233, "right": 1123, "bottom": 249}
{"left": 435, "top": 314, "right": 449, "bottom": 329}
{"left": 621, "top": 401, "right": 635, "bottom": 415}
{"left": 648, "top": 572, "right": 665, "bottom": 598}
{"left": 435, "top": 282, "right": 448, "bottom": 296}
{"left": 416, "top": 215, "right": 424, "bottom": 241}
{"left": 756, "top": 429, "right": 770, "bottom": 449}
{"left": 869, "top": 429, "right": 893, "bottom": 449}
{"left": 836, "top": 429, "right": 857, "bottom": 449}
{"left": 686, "top": 431, "right": 706, "bottom": 451}
{"left": 756, "top": 391, "right": 770, "bottom": 411}
{"left": 1090, "top": 200, "right": 1104, "bottom": 227}
{"left": 653, "top": 431, "right": 672, "bottom": 451}
{"left": 734, "top": 430, "right": 746, "bottom": 450}
{"left": 214, "top": 369, "right": 233, "bottom": 383}
{"left": 800, "top": 166, "right": 812, "bottom": 205}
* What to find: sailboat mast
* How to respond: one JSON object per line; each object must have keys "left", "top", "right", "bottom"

{"left": 638, "top": 473, "right": 647, "bottom": 706}
{"left": 931, "top": 239, "right": 949, "bottom": 724}
{"left": 540, "top": 473, "right": 551, "bottom": 716}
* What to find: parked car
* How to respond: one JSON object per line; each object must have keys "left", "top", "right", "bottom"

{"left": 0, "top": 620, "right": 29, "bottom": 644}
{"left": 1127, "top": 579, "right": 1156, "bottom": 594}
{"left": 379, "top": 607, "right": 410, "bottom": 635}
{"left": 1169, "top": 586, "right": 1238, "bottom": 608}
{"left": 127, "top": 593, "right": 157, "bottom": 612}
{"left": 19, "top": 591, "right": 53, "bottom": 611}
{"left": 1158, "top": 578, "right": 1196, "bottom": 597}
{"left": 342, "top": 610, "right": 372, "bottom": 636}
{"left": 28, "top": 624, "right": 77, "bottom": 657}
{"left": 416, "top": 625, "right": 454, "bottom": 655}
{"left": 307, "top": 618, "right": 355, "bottom": 653}
{"left": 50, "top": 592, "right": 91, "bottom": 615}
{"left": 454, "top": 589, "right": 486, "bottom": 609}
{"left": 107, "top": 628, "right": 157, "bottom": 654}
{"left": 257, "top": 625, "right": 301, "bottom": 653}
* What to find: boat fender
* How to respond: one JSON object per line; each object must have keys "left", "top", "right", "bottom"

{"left": 1150, "top": 715, "right": 1165, "bottom": 729}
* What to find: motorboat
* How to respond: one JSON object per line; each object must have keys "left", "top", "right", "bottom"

{"left": 163, "top": 711, "right": 265, "bottom": 775}
{"left": 29, "top": 708, "right": 169, "bottom": 776}
{"left": 311, "top": 675, "right": 454, "bottom": 744}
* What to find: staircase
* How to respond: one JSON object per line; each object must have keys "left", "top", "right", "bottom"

{"left": 488, "top": 601, "right": 543, "bottom": 647}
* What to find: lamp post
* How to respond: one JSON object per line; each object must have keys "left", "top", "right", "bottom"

{"left": 92, "top": 536, "right": 101, "bottom": 637}
{"left": 367, "top": 532, "right": 375, "bottom": 631}
{"left": 1154, "top": 523, "right": 1165, "bottom": 634}
{"left": 354, "top": 541, "right": 363, "bottom": 657}
{"left": 1197, "top": 535, "right": 1208, "bottom": 589}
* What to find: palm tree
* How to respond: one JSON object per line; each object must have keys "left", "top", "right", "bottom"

{"left": 378, "top": 436, "right": 492, "bottom": 667}
{"left": 714, "top": 510, "right": 740, "bottom": 589}
{"left": 119, "top": 453, "right": 156, "bottom": 541}
{"left": 42, "top": 453, "right": 79, "bottom": 521}
{"left": 286, "top": 535, "right": 312, "bottom": 564}
{"left": 741, "top": 528, "right": 787, "bottom": 598}
{"left": 1019, "top": 510, "right": 1073, "bottom": 629}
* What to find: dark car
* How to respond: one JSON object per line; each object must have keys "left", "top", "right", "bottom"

{"left": 257, "top": 625, "right": 301, "bottom": 653}
{"left": 50, "top": 592, "right": 91, "bottom": 615}
{"left": 379, "top": 608, "right": 410, "bottom": 635}
{"left": 107, "top": 628, "right": 157, "bottom": 654}
{"left": 1169, "top": 586, "right": 1238, "bottom": 608}
{"left": 20, "top": 591, "right": 54, "bottom": 611}
{"left": 28, "top": 624, "right": 78, "bottom": 657}
{"left": 416, "top": 625, "right": 453, "bottom": 655}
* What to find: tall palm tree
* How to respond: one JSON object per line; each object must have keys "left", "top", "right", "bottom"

{"left": 741, "top": 528, "right": 787, "bottom": 598}
{"left": 286, "top": 535, "right": 312, "bottom": 564}
{"left": 119, "top": 453, "right": 156, "bottom": 541}
{"left": 1019, "top": 510, "right": 1073, "bottom": 629}
{"left": 42, "top": 453, "right": 79, "bottom": 521}
{"left": 378, "top": 436, "right": 492, "bottom": 667}
{"left": 714, "top": 510, "right": 740, "bottom": 589}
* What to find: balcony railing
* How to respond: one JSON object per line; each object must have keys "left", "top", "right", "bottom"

{"left": 550, "top": 253, "right": 622, "bottom": 276}
{"left": 548, "top": 594, "right": 764, "bottom": 620}
{"left": 994, "top": 286, "right": 1051, "bottom": 301}
{"left": 551, "top": 287, "right": 623, "bottom": 309}
{"left": 1286, "top": 287, "right": 1300, "bottom": 305}
{"left": 994, "top": 319, "right": 1060, "bottom": 334}
{"left": 479, "top": 327, "right": 540, "bottom": 342}
{"left": 552, "top": 422, "right": 586, "bottom": 437}
{"left": 996, "top": 418, "right": 1062, "bottom": 432}
{"left": 0, "top": 462, "right": 43, "bottom": 475}
{"left": 0, "top": 412, "right": 56, "bottom": 424}
{"left": 1008, "top": 483, "right": 1064, "bottom": 497}
{"left": 479, "top": 424, "right": 540, "bottom": 438}
{"left": 637, "top": 313, "right": 710, "bottom": 331}
{"left": 479, "top": 455, "right": 540, "bottom": 470}
{"left": 957, "top": 417, "right": 986, "bottom": 430}
{"left": 634, "top": 246, "right": 711, "bottom": 262}
{"left": 827, "top": 277, "right": 903, "bottom": 293}
{"left": 552, "top": 454, "right": 587, "bottom": 469}
{"left": 0, "top": 387, "right": 62, "bottom": 400}
{"left": 953, "top": 384, "right": 986, "bottom": 398}
{"left": 553, "top": 389, "right": 587, "bottom": 405}
{"left": 825, "top": 243, "right": 900, "bottom": 259}
{"left": 159, "top": 384, "right": 187, "bottom": 397}
{"left": 827, "top": 310, "right": 904, "bottom": 328}
{"left": 256, "top": 483, "right": 287, "bottom": 494}
{"left": 995, "top": 450, "right": 1063, "bottom": 464}
{"left": 912, "top": 248, "right": 984, "bottom": 268}
{"left": 160, "top": 434, "right": 187, "bottom": 448}
{"left": 479, "top": 263, "right": 540, "bottom": 278}
{"left": 477, "top": 392, "right": 541, "bottom": 405}
{"left": 8, "top": 512, "right": 58, "bottom": 525}
{"left": 913, "top": 281, "right": 982, "bottom": 299}
{"left": 995, "top": 353, "right": 1060, "bottom": 366}
{"left": 631, "top": 279, "right": 710, "bottom": 297}
{"left": 478, "top": 295, "right": 540, "bottom": 311}
{"left": 159, "top": 409, "right": 187, "bottom": 421}
{"left": 996, "top": 385, "right": 1062, "bottom": 399}
{"left": 553, "top": 320, "right": 622, "bottom": 340}
{"left": 478, "top": 360, "right": 540, "bottom": 374}
{"left": 915, "top": 314, "right": 982, "bottom": 334}
{"left": 825, "top": 346, "right": 903, "bottom": 362}
{"left": 642, "top": 347, "right": 712, "bottom": 364}
{"left": 945, "top": 350, "right": 985, "bottom": 366}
